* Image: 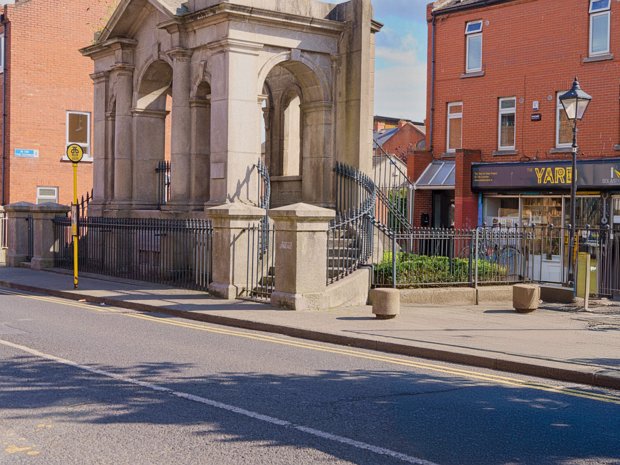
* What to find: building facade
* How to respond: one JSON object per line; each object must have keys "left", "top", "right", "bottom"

{"left": 0, "top": 0, "right": 119, "bottom": 206}
{"left": 413, "top": 0, "right": 620, "bottom": 231}
{"left": 80, "top": 0, "right": 380, "bottom": 216}
{"left": 374, "top": 116, "right": 426, "bottom": 161}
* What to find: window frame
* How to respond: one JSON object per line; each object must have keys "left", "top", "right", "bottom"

{"left": 465, "top": 20, "right": 483, "bottom": 73}
{"left": 0, "top": 34, "right": 4, "bottom": 72}
{"left": 497, "top": 97, "right": 517, "bottom": 151}
{"left": 447, "top": 102, "right": 463, "bottom": 153}
{"left": 589, "top": 0, "right": 611, "bottom": 56}
{"left": 556, "top": 92, "right": 573, "bottom": 149}
{"left": 36, "top": 186, "right": 59, "bottom": 205}
{"left": 65, "top": 111, "right": 91, "bottom": 160}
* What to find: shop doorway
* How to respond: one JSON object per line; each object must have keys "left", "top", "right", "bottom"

{"left": 432, "top": 191, "right": 455, "bottom": 228}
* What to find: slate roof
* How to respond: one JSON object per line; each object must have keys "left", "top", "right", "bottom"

{"left": 433, "top": 0, "right": 488, "bottom": 12}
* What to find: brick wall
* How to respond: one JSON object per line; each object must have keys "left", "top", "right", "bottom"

{"left": 427, "top": 0, "right": 620, "bottom": 162}
{"left": 407, "top": 150, "right": 433, "bottom": 226}
{"left": 2, "top": 0, "right": 118, "bottom": 205}
{"left": 381, "top": 122, "right": 426, "bottom": 161}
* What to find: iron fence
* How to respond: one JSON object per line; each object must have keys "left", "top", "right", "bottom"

{"left": 372, "top": 145, "right": 415, "bottom": 234}
{"left": 156, "top": 161, "right": 171, "bottom": 208}
{"left": 372, "top": 225, "right": 573, "bottom": 289}
{"left": 53, "top": 216, "right": 213, "bottom": 291}
{"left": 328, "top": 163, "right": 376, "bottom": 284}
{"left": 243, "top": 221, "right": 276, "bottom": 302}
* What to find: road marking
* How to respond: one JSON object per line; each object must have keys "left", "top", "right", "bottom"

{"left": 0, "top": 338, "right": 439, "bottom": 465}
{"left": 2, "top": 288, "right": 620, "bottom": 405}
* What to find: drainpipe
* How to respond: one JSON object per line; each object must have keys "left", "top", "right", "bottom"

{"left": 428, "top": 13, "right": 436, "bottom": 154}
{"left": 1, "top": 5, "right": 8, "bottom": 206}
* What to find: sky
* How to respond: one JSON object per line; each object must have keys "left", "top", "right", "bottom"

{"left": 332, "top": 0, "right": 429, "bottom": 122}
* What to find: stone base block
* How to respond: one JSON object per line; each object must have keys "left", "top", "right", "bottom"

{"left": 513, "top": 284, "right": 540, "bottom": 313}
{"left": 208, "top": 282, "right": 238, "bottom": 300}
{"left": 370, "top": 288, "right": 400, "bottom": 319}
{"left": 271, "top": 291, "right": 327, "bottom": 311}
{"left": 31, "top": 257, "right": 55, "bottom": 270}
{"left": 540, "top": 285, "right": 575, "bottom": 304}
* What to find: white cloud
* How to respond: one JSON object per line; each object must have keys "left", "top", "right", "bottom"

{"left": 374, "top": 33, "right": 426, "bottom": 121}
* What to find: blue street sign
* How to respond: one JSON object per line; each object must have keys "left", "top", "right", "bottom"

{"left": 14, "top": 149, "right": 39, "bottom": 158}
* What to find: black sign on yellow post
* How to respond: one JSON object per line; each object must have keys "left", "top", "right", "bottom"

{"left": 66, "top": 144, "right": 84, "bottom": 289}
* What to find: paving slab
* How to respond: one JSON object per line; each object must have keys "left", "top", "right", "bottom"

{"left": 0, "top": 267, "right": 618, "bottom": 389}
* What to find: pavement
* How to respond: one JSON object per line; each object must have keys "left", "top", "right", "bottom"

{"left": 0, "top": 266, "right": 619, "bottom": 390}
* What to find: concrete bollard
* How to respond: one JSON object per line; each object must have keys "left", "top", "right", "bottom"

{"left": 513, "top": 284, "right": 540, "bottom": 313}
{"left": 370, "top": 289, "right": 400, "bottom": 319}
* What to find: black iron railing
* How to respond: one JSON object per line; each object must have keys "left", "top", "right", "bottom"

{"left": 243, "top": 221, "right": 276, "bottom": 302}
{"left": 327, "top": 163, "right": 377, "bottom": 284}
{"left": 156, "top": 161, "right": 171, "bottom": 208}
{"left": 371, "top": 225, "right": 569, "bottom": 289}
{"left": 372, "top": 141, "right": 415, "bottom": 234}
{"left": 53, "top": 216, "right": 213, "bottom": 291}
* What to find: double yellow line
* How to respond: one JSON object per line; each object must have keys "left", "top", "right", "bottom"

{"left": 2, "top": 289, "right": 619, "bottom": 405}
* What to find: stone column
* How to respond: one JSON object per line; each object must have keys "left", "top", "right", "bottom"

{"left": 206, "top": 203, "right": 265, "bottom": 299}
{"left": 31, "top": 204, "right": 71, "bottom": 270}
{"left": 132, "top": 109, "right": 168, "bottom": 208}
{"left": 90, "top": 71, "right": 109, "bottom": 215}
{"left": 169, "top": 49, "right": 192, "bottom": 205}
{"left": 190, "top": 97, "right": 211, "bottom": 206}
{"left": 269, "top": 203, "right": 335, "bottom": 310}
{"left": 113, "top": 65, "right": 134, "bottom": 204}
{"left": 301, "top": 102, "right": 333, "bottom": 207}
{"left": 4, "top": 202, "right": 36, "bottom": 267}
{"left": 208, "top": 41, "right": 262, "bottom": 206}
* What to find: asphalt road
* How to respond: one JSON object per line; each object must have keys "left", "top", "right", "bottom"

{"left": 0, "top": 288, "right": 619, "bottom": 465}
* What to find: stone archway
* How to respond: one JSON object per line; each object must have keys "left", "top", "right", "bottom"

{"left": 132, "top": 59, "right": 173, "bottom": 208}
{"left": 260, "top": 57, "right": 332, "bottom": 207}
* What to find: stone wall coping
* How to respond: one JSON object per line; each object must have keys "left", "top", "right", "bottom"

{"left": 4, "top": 202, "right": 36, "bottom": 212}
{"left": 32, "top": 203, "right": 71, "bottom": 213}
{"left": 269, "top": 203, "right": 336, "bottom": 221}
{"left": 205, "top": 202, "right": 265, "bottom": 219}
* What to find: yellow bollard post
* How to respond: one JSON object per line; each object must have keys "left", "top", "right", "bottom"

{"left": 66, "top": 144, "right": 84, "bottom": 289}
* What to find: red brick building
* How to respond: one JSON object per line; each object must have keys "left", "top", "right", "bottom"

{"left": 373, "top": 116, "right": 426, "bottom": 161}
{"left": 0, "top": 0, "right": 117, "bottom": 206}
{"left": 412, "top": 0, "right": 620, "bottom": 230}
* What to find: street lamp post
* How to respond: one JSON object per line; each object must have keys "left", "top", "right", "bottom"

{"left": 559, "top": 78, "right": 591, "bottom": 290}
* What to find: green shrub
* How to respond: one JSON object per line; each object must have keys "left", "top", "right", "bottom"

{"left": 374, "top": 252, "right": 506, "bottom": 286}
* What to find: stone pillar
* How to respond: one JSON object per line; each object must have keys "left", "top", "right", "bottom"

{"left": 31, "top": 204, "right": 71, "bottom": 270}
{"left": 4, "top": 202, "right": 36, "bottom": 267}
{"left": 190, "top": 97, "right": 211, "bottom": 206}
{"left": 113, "top": 65, "right": 134, "bottom": 204}
{"left": 90, "top": 71, "right": 109, "bottom": 215}
{"left": 132, "top": 109, "right": 168, "bottom": 208}
{"left": 301, "top": 102, "right": 333, "bottom": 207}
{"left": 208, "top": 41, "right": 262, "bottom": 205}
{"left": 169, "top": 49, "right": 192, "bottom": 205}
{"left": 269, "top": 203, "right": 335, "bottom": 311}
{"left": 206, "top": 203, "right": 265, "bottom": 299}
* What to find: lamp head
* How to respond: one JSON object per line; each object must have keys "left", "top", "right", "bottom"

{"left": 559, "top": 77, "right": 592, "bottom": 121}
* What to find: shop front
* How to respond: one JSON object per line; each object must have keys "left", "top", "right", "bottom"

{"left": 472, "top": 159, "right": 620, "bottom": 284}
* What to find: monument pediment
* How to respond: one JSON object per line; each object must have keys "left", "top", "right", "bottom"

{"left": 98, "top": 0, "right": 189, "bottom": 43}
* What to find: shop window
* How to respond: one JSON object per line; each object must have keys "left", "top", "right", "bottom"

{"left": 65, "top": 111, "right": 91, "bottom": 158}
{"left": 589, "top": 0, "right": 610, "bottom": 56}
{"left": 498, "top": 97, "right": 516, "bottom": 150}
{"left": 556, "top": 92, "right": 572, "bottom": 148}
{"left": 447, "top": 102, "right": 463, "bottom": 153}
{"left": 483, "top": 197, "right": 519, "bottom": 227}
{"left": 36, "top": 187, "right": 58, "bottom": 205}
{"left": 522, "top": 197, "right": 562, "bottom": 227}
{"left": 465, "top": 20, "right": 483, "bottom": 73}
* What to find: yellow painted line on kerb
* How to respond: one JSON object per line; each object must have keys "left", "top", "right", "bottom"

{"left": 2, "top": 289, "right": 620, "bottom": 405}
